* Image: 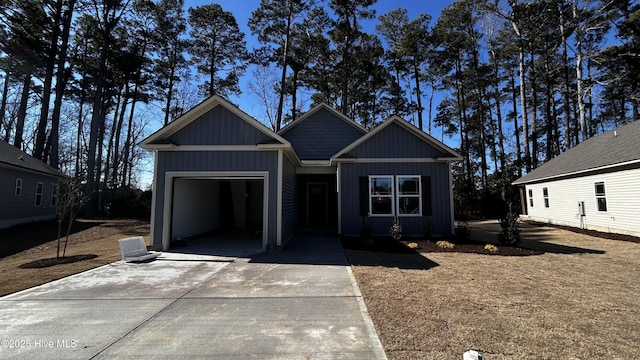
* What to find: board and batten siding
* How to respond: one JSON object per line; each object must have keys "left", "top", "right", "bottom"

{"left": 339, "top": 162, "right": 453, "bottom": 236}
{"left": 152, "top": 150, "right": 280, "bottom": 247}
{"left": 281, "top": 154, "right": 297, "bottom": 244}
{"left": 167, "top": 105, "right": 274, "bottom": 146}
{"left": 523, "top": 167, "right": 640, "bottom": 237}
{"left": 280, "top": 108, "right": 364, "bottom": 160}
{"left": 0, "top": 167, "right": 58, "bottom": 228}
{"left": 344, "top": 123, "right": 443, "bottom": 158}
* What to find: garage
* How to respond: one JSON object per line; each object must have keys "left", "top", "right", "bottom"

{"left": 166, "top": 175, "right": 268, "bottom": 253}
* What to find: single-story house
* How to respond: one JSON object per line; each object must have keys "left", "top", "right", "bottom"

{"left": 0, "top": 139, "right": 64, "bottom": 229}
{"left": 513, "top": 120, "right": 640, "bottom": 237}
{"left": 140, "top": 96, "right": 462, "bottom": 251}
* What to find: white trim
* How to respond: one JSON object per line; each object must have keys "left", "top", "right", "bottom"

{"left": 14, "top": 178, "right": 22, "bottom": 196}
{"left": 448, "top": 162, "right": 456, "bottom": 234}
{"left": 161, "top": 171, "right": 269, "bottom": 251}
{"left": 332, "top": 157, "right": 451, "bottom": 163}
{"left": 149, "top": 151, "right": 158, "bottom": 248}
{"left": 34, "top": 182, "right": 43, "bottom": 207}
{"left": 368, "top": 175, "right": 394, "bottom": 217}
{"left": 396, "top": 175, "right": 422, "bottom": 217}
{"left": 278, "top": 103, "right": 367, "bottom": 135}
{"left": 277, "top": 150, "right": 283, "bottom": 246}
{"left": 593, "top": 180, "right": 608, "bottom": 213}
{"left": 331, "top": 116, "right": 463, "bottom": 161}
{"left": 337, "top": 163, "right": 342, "bottom": 234}
{"left": 301, "top": 159, "right": 332, "bottom": 166}
{"left": 512, "top": 158, "right": 640, "bottom": 185}
{"left": 139, "top": 95, "right": 291, "bottom": 149}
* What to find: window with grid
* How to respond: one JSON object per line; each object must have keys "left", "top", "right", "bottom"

{"left": 528, "top": 189, "right": 533, "bottom": 207}
{"left": 543, "top": 187, "right": 549, "bottom": 208}
{"left": 594, "top": 182, "right": 607, "bottom": 212}
{"left": 15, "top": 179, "right": 22, "bottom": 196}
{"left": 34, "top": 182, "right": 43, "bottom": 206}
{"left": 369, "top": 176, "right": 394, "bottom": 216}
{"left": 396, "top": 176, "right": 421, "bottom": 215}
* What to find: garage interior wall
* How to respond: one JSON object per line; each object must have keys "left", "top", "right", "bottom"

{"left": 171, "top": 178, "right": 264, "bottom": 241}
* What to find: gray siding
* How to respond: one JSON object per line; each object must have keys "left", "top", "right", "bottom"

{"left": 280, "top": 108, "right": 365, "bottom": 160}
{"left": 152, "top": 151, "right": 279, "bottom": 247}
{"left": 0, "top": 167, "right": 58, "bottom": 228}
{"left": 339, "top": 162, "right": 453, "bottom": 236}
{"left": 281, "top": 154, "right": 297, "bottom": 244}
{"left": 168, "top": 105, "right": 274, "bottom": 145}
{"left": 345, "top": 123, "right": 443, "bottom": 158}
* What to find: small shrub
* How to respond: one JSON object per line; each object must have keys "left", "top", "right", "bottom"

{"left": 484, "top": 244, "right": 499, "bottom": 253}
{"left": 455, "top": 221, "right": 470, "bottom": 241}
{"left": 407, "top": 242, "right": 419, "bottom": 249}
{"left": 498, "top": 204, "right": 521, "bottom": 245}
{"left": 390, "top": 216, "right": 403, "bottom": 241}
{"left": 436, "top": 240, "right": 456, "bottom": 249}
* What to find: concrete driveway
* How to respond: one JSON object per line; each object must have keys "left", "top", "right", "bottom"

{"left": 0, "top": 235, "right": 386, "bottom": 359}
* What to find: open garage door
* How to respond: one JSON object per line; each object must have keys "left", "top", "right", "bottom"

{"left": 169, "top": 176, "right": 267, "bottom": 252}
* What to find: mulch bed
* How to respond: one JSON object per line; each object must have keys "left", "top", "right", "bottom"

{"left": 341, "top": 236, "right": 541, "bottom": 256}
{"left": 524, "top": 220, "right": 640, "bottom": 244}
{"left": 19, "top": 254, "right": 99, "bottom": 269}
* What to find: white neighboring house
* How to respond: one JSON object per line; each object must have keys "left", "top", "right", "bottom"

{"left": 513, "top": 120, "right": 640, "bottom": 237}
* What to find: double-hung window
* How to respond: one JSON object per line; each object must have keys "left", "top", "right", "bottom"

{"left": 34, "top": 182, "right": 43, "bottom": 207}
{"left": 51, "top": 183, "right": 57, "bottom": 207}
{"left": 397, "top": 176, "right": 421, "bottom": 215}
{"left": 369, "top": 176, "right": 394, "bottom": 215}
{"left": 594, "top": 182, "right": 607, "bottom": 212}
{"left": 15, "top": 179, "right": 22, "bottom": 196}
{"left": 369, "top": 175, "right": 422, "bottom": 216}
{"left": 543, "top": 187, "right": 549, "bottom": 208}
{"left": 528, "top": 189, "right": 533, "bottom": 207}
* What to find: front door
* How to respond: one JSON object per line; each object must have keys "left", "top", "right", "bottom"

{"left": 307, "top": 183, "right": 328, "bottom": 226}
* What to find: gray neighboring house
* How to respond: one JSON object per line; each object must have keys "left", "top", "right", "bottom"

{"left": 0, "top": 139, "right": 63, "bottom": 229}
{"left": 140, "top": 96, "right": 462, "bottom": 251}
{"left": 513, "top": 120, "right": 640, "bottom": 237}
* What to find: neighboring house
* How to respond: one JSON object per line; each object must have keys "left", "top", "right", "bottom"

{"left": 140, "top": 96, "right": 462, "bottom": 251}
{"left": 0, "top": 139, "right": 63, "bottom": 229}
{"left": 513, "top": 120, "right": 640, "bottom": 237}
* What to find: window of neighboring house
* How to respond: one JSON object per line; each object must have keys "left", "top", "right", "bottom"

{"left": 15, "top": 178, "right": 22, "bottom": 196}
{"left": 594, "top": 182, "right": 607, "bottom": 212}
{"left": 34, "top": 182, "right": 43, "bottom": 207}
{"left": 528, "top": 189, "right": 533, "bottom": 207}
{"left": 51, "top": 183, "right": 57, "bottom": 208}
{"left": 543, "top": 187, "right": 549, "bottom": 208}
{"left": 396, "top": 176, "right": 421, "bottom": 215}
{"left": 369, "top": 176, "right": 394, "bottom": 216}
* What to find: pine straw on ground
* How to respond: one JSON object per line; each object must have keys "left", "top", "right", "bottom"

{"left": 0, "top": 219, "right": 149, "bottom": 296}
{"left": 346, "top": 220, "right": 640, "bottom": 359}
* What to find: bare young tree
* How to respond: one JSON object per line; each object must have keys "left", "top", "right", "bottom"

{"left": 56, "top": 178, "right": 89, "bottom": 258}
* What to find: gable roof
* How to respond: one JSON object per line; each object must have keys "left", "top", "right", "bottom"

{"left": 277, "top": 103, "right": 366, "bottom": 136}
{"left": 139, "top": 95, "right": 290, "bottom": 149}
{"left": 513, "top": 120, "right": 640, "bottom": 185}
{"left": 0, "top": 140, "right": 64, "bottom": 178}
{"left": 331, "top": 115, "right": 463, "bottom": 161}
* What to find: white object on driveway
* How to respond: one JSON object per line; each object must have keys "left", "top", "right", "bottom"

{"left": 119, "top": 236, "right": 160, "bottom": 262}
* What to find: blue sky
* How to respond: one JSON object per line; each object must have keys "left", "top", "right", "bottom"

{"left": 178, "top": 0, "right": 454, "bottom": 127}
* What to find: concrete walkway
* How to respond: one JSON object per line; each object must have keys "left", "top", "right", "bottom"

{"left": 0, "top": 235, "right": 387, "bottom": 359}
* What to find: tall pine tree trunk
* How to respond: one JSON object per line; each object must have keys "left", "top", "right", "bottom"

{"left": 14, "top": 70, "right": 31, "bottom": 150}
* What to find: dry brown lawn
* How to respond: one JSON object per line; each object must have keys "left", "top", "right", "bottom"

{"left": 347, "top": 220, "right": 640, "bottom": 359}
{"left": 0, "top": 219, "right": 149, "bottom": 296}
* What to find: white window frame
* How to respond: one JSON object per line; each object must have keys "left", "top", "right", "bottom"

{"left": 543, "top": 187, "right": 549, "bottom": 208}
{"left": 15, "top": 178, "right": 22, "bottom": 196}
{"left": 396, "top": 175, "right": 422, "bottom": 216}
{"left": 34, "top": 182, "right": 43, "bottom": 207}
{"left": 528, "top": 189, "right": 533, "bottom": 207}
{"left": 369, "top": 175, "right": 394, "bottom": 216}
{"left": 594, "top": 181, "right": 607, "bottom": 212}
{"left": 51, "top": 183, "right": 57, "bottom": 208}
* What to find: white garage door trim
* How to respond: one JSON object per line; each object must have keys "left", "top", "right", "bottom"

{"left": 162, "top": 171, "right": 269, "bottom": 251}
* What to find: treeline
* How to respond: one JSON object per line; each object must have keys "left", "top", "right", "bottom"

{"left": 0, "top": 0, "right": 637, "bottom": 217}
